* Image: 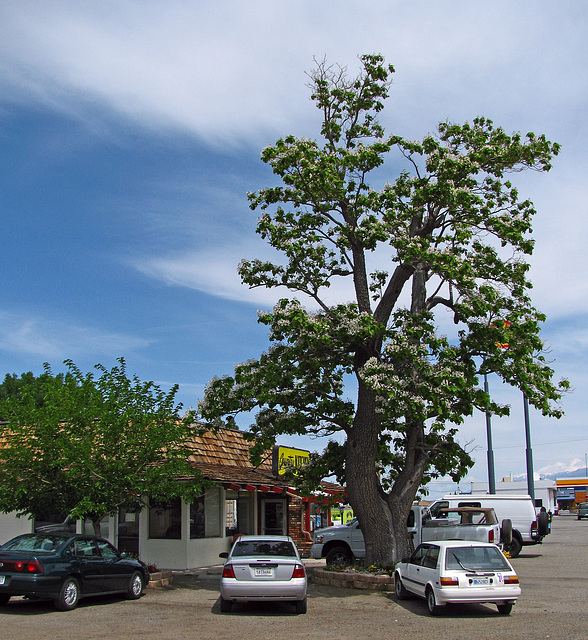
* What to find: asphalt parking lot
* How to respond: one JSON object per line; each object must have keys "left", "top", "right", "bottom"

{"left": 1, "top": 514, "right": 586, "bottom": 640}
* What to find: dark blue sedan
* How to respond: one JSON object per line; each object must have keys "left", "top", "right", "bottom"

{"left": 0, "top": 533, "right": 150, "bottom": 610}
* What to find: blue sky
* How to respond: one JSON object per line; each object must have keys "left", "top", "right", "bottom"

{"left": 1, "top": 1, "right": 587, "bottom": 497}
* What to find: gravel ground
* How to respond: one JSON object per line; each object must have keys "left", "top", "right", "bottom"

{"left": 1, "top": 515, "right": 586, "bottom": 640}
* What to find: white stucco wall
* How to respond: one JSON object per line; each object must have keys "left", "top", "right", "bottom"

{"left": 0, "top": 511, "right": 32, "bottom": 544}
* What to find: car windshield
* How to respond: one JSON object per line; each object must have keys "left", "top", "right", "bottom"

{"left": 232, "top": 540, "right": 297, "bottom": 558}
{"left": 0, "top": 534, "right": 69, "bottom": 553}
{"left": 446, "top": 546, "right": 511, "bottom": 572}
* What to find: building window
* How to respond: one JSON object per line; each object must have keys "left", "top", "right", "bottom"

{"left": 190, "top": 488, "right": 221, "bottom": 539}
{"left": 149, "top": 498, "right": 182, "bottom": 539}
{"left": 224, "top": 490, "right": 254, "bottom": 537}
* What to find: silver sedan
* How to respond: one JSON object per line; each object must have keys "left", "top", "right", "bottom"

{"left": 219, "top": 535, "right": 307, "bottom": 613}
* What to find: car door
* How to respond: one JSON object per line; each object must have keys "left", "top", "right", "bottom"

{"left": 73, "top": 538, "right": 107, "bottom": 593}
{"left": 96, "top": 538, "right": 129, "bottom": 591}
{"left": 418, "top": 544, "right": 440, "bottom": 590}
{"left": 349, "top": 521, "right": 365, "bottom": 558}
{"left": 405, "top": 545, "right": 429, "bottom": 597}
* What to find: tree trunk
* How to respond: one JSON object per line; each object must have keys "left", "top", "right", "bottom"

{"left": 92, "top": 518, "right": 102, "bottom": 537}
{"left": 345, "top": 378, "right": 396, "bottom": 565}
{"left": 346, "top": 368, "right": 431, "bottom": 564}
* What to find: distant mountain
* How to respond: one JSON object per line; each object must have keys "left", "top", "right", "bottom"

{"left": 512, "top": 468, "right": 587, "bottom": 482}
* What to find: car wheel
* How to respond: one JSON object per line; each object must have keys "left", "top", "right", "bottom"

{"left": 501, "top": 518, "right": 513, "bottom": 546}
{"left": 426, "top": 587, "right": 442, "bottom": 616}
{"left": 508, "top": 536, "right": 522, "bottom": 558}
{"left": 294, "top": 597, "right": 307, "bottom": 614}
{"left": 537, "top": 511, "right": 549, "bottom": 536}
{"left": 394, "top": 574, "right": 409, "bottom": 600}
{"left": 220, "top": 597, "right": 233, "bottom": 613}
{"left": 0, "top": 595, "right": 10, "bottom": 605}
{"left": 497, "top": 602, "right": 513, "bottom": 615}
{"left": 325, "top": 546, "right": 352, "bottom": 565}
{"left": 55, "top": 577, "right": 80, "bottom": 611}
{"left": 126, "top": 571, "right": 143, "bottom": 599}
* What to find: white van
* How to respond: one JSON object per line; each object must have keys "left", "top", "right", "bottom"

{"left": 427, "top": 494, "right": 550, "bottom": 557}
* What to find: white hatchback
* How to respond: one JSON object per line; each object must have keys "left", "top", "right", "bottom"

{"left": 219, "top": 535, "right": 307, "bottom": 614}
{"left": 394, "top": 540, "right": 521, "bottom": 615}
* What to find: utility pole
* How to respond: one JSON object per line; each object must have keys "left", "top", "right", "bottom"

{"left": 523, "top": 394, "right": 535, "bottom": 502}
{"left": 484, "top": 374, "right": 496, "bottom": 494}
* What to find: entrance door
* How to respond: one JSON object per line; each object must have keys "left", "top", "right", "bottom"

{"left": 118, "top": 509, "right": 139, "bottom": 556}
{"left": 261, "top": 499, "right": 287, "bottom": 535}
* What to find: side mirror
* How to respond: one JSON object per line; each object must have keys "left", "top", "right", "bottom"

{"left": 401, "top": 556, "right": 410, "bottom": 564}
{"left": 219, "top": 551, "right": 229, "bottom": 559}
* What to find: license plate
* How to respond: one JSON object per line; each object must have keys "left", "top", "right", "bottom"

{"left": 254, "top": 568, "right": 274, "bottom": 577}
{"left": 472, "top": 577, "right": 489, "bottom": 586}
{"left": 0, "top": 576, "right": 5, "bottom": 585}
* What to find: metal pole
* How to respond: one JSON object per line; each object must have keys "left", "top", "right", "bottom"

{"left": 484, "top": 374, "right": 496, "bottom": 494}
{"left": 523, "top": 393, "right": 535, "bottom": 502}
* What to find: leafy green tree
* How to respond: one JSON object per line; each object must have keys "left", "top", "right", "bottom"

{"left": 198, "top": 54, "right": 569, "bottom": 564}
{"left": 0, "top": 359, "right": 207, "bottom": 536}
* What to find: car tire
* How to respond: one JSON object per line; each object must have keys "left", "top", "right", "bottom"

{"left": 508, "top": 535, "right": 522, "bottom": 558}
{"left": 0, "top": 595, "right": 10, "bottom": 605}
{"left": 126, "top": 571, "right": 143, "bottom": 600}
{"left": 294, "top": 597, "right": 307, "bottom": 614}
{"left": 426, "top": 586, "right": 442, "bottom": 616}
{"left": 537, "top": 511, "right": 549, "bottom": 536}
{"left": 325, "top": 546, "right": 352, "bottom": 565}
{"left": 55, "top": 576, "right": 80, "bottom": 611}
{"left": 394, "top": 574, "right": 409, "bottom": 600}
{"left": 220, "top": 597, "right": 233, "bottom": 613}
{"left": 501, "top": 518, "right": 513, "bottom": 546}
{"left": 497, "top": 602, "right": 513, "bottom": 615}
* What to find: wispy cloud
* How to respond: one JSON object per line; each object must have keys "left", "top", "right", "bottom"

{"left": 0, "top": 311, "right": 151, "bottom": 361}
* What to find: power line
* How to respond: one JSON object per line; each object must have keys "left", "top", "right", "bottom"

{"left": 493, "top": 436, "right": 588, "bottom": 450}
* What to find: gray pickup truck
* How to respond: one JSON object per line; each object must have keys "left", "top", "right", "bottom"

{"left": 310, "top": 506, "right": 502, "bottom": 564}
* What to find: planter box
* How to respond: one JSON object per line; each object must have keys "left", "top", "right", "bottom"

{"left": 309, "top": 568, "right": 393, "bottom": 591}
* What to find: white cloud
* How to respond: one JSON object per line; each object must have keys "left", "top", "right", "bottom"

{"left": 0, "top": 311, "right": 151, "bottom": 361}
{"left": 1, "top": 2, "right": 585, "bottom": 144}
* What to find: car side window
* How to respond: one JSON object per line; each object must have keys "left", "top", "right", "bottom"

{"left": 422, "top": 546, "right": 439, "bottom": 569}
{"left": 96, "top": 539, "right": 120, "bottom": 560}
{"left": 76, "top": 538, "right": 99, "bottom": 558}
{"left": 410, "top": 545, "right": 429, "bottom": 565}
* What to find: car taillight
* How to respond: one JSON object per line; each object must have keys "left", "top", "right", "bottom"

{"left": 532, "top": 520, "right": 538, "bottom": 531}
{"left": 222, "top": 564, "right": 236, "bottom": 579}
{"left": 504, "top": 575, "right": 519, "bottom": 584}
{"left": 292, "top": 564, "right": 306, "bottom": 579}
{"left": 440, "top": 577, "right": 459, "bottom": 586}
{"left": 27, "top": 559, "right": 44, "bottom": 574}
{"left": 488, "top": 529, "right": 495, "bottom": 543}
{"left": 13, "top": 559, "right": 44, "bottom": 573}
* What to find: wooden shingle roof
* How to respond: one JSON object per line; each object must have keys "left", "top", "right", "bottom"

{"left": 184, "top": 426, "right": 344, "bottom": 496}
{"left": 185, "top": 427, "right": 272, "bottom": 470}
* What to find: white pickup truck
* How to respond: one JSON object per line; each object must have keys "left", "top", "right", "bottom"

{"left": 310, "top": 506, "right": 502, "bottom": 565}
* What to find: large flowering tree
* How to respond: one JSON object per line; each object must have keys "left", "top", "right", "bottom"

{"left": 199, "top": 55, "right": 568, "bottom": 563}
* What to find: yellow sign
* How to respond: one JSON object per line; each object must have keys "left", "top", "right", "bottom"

{"left": 272, "top": 445, "right": 310, "bottom": 476}
{"left": 330, "top": 508, "right": 354, "bottom": 524}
